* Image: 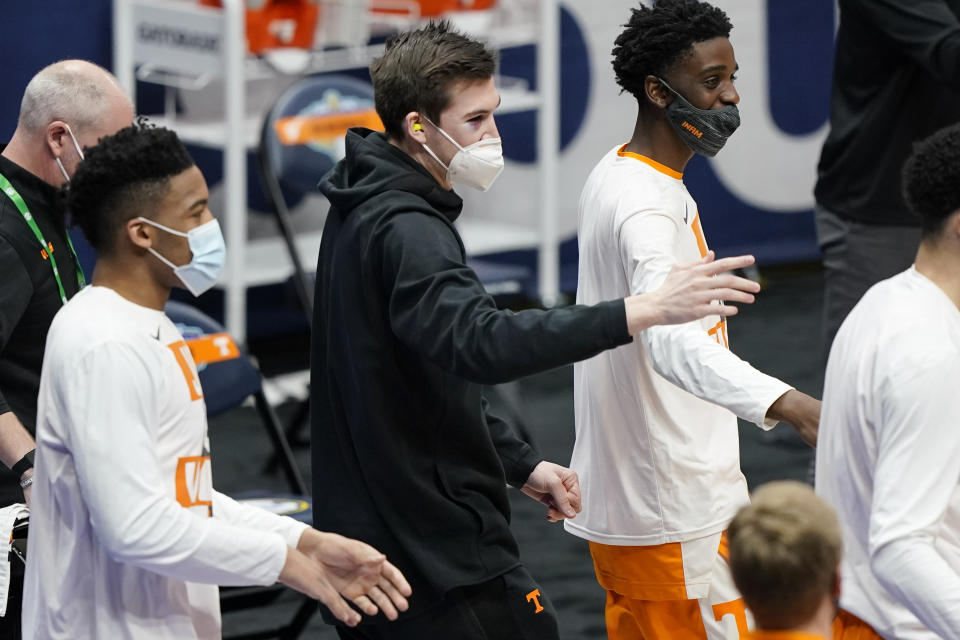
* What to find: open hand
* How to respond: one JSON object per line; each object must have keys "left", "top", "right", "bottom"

{"left": 280, "top": 529, "right": 412, "bottom": 626}
{"left": 628, "top": 251, "right": 761, "bottom": 334}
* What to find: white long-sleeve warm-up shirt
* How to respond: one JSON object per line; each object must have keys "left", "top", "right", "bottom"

{"left": 23, "top": 286, "right": 308, "bottom": 640}
{"left": 816, "top": 268, "right": 960, "bottom": 640}
{"left": 567, "top": 146, "right": 791, "bottom": 555}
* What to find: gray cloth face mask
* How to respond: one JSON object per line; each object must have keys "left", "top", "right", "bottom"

{"left": 656, "top": 77, "right": 740, "bottom": 157}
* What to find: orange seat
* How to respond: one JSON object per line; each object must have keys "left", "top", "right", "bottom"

{"left": 372, "top": 0, "right": 496, "bottom": 18}
{"left": 199, "top": 0, "right": 320, "bottom": 54}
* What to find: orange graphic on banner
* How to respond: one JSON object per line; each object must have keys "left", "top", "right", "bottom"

{"left": 168, "top": 340, "right": 204, "bottom": 401}
{"left": 175, "top": 455, "right": 212, "bottom": 510}
{"left": 274, "top": 110, "right": 383, "bottom": 146}
{"left": 186, "top": 333, "right": 240, "bottom": 366}
{"left": 526, "top": 589, "right": 545, "bottom": 614}
{"left": 713, "top": 598, "right": 748, "bottom": 636}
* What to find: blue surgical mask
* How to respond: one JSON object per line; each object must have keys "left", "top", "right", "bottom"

{"left": 138, "top": 217, "right": 226, "bottom": 297}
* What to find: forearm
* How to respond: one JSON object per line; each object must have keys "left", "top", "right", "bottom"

{"left": 484, "top": 398, "right": 542, "bottom": 487}
{"left": 872, "top": 538, "right": 960, "bottom": 638}
{"left": 212, "top": 490, "right": 309, "bottom": 548}
{"left": 643, "top": 324, "right": 792, "bottom": 427}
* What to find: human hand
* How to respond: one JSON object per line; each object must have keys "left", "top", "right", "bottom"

{"left": 626, "top": 252, "right": 760, "bottom": 334}
{"left": 766, "top": 389, "right": 820, "bottom": 447}
{"left": 521, "top": 461, "right": 582, "bottom": 523}
{"left": 279, "top": 530, "right": 411, "bottom": 626}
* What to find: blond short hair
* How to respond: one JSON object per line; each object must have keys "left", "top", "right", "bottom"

{"left": 728, "top": 481, "right": 841, "bottom": 629}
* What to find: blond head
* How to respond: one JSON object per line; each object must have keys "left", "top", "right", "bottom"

{"left": 729, "top": 481, "right": 841, "bottom": 629}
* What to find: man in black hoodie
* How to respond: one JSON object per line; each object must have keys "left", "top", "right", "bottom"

{"left": 312, "top": 21, "right": 764, "bottom": 640}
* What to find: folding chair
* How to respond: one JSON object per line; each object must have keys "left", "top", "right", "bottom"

{"left": 164, "top": 300, "right": 315, "bottom": 639}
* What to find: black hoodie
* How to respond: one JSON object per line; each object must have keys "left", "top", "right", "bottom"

{"left": 311, "top": 128, "right": 631, "bottom": 621}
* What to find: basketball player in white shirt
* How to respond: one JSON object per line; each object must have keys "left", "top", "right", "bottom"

{"left": 816, "top": 124, "right": 960, "bottom": 640}
{"left": 23, "top": 123, "right": 411, "bottom": 639}
{"left": 568, "top": 2, "right": 821, "bottom": 638}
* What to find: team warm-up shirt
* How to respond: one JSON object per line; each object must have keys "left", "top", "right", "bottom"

{"left": 567, "top": 146, "right": 791, "bottom": 596}
{"left": 816, "top": 268, "right": 960, "bottom": 640}
{"left": 23, "top": 286, "right": 308, "bottom": 640}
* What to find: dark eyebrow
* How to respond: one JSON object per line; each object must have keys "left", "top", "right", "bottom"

{"left": 700, "top": 63, "right": 739, "bottom": 76}
{"left": 189, "top": 199, "right": 208, "bottom": 211}
{"left": 465, "top": 96, "right": 502, "bottom": 120}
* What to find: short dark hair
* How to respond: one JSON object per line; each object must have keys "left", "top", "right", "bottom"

{"left": 613, "top": 0, "right": 732, "bottom": 101}
{"left": 68, "top": 120, "right": 195, "bottom": 254}
{"left": 902, "top": 123, "right": 960, "bottom": 238}
{"left": 370, "top": 20, "right": 496, "bottom": 140}
{"left": 729, "top": 482, "right": 841, "bottom": 630}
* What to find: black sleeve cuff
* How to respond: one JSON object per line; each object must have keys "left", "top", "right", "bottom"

{"left": 599, "top": 299, "right": 632, "bottom": 346}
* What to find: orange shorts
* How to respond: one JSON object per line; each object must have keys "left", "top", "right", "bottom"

{"left": 832, "top": 609, "right": 883, "bottom": 640}
{"left": 590, "top": 533, "right": 750, "bottom": 640}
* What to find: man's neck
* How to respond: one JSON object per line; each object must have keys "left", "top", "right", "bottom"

{"left": 769, "top": 596, "right": 834, "bottom": 639}
{"left": 388, "top": 136, "right": 453, "bottom": 191}
{"left": 1, "top": 130, "right": 61, "bottom": 187}
{"left": 915, "top": 236, "right": 960, "bottom": 310}
{"left": 624, "top": 107, "right": 693, "bottom": 175}
{"left": 92, "top": 257, "right": 170, "bottom": 311}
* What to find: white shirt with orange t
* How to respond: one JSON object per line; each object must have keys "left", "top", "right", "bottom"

{"left": 816, "top": 268, "right": 960, "bottom": 640}
{"left": 567, "top": 146, "right": 791, "bottom": 601}
{"left": 23, "top": 286, "right": 308, "bottom": 640}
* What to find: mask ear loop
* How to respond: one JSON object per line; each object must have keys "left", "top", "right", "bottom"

{"left": 137, "top": 216, "right": 190, "bottom": 270}
{"left": 55, "top": 123, "right": 86, "bottom": 183}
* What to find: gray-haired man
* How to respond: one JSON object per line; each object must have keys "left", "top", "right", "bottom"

{"left": 0, "top": 59, "right": 133, "bottom": 638}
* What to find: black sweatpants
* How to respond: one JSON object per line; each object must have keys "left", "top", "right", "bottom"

{"left": 336, "top": 565, "right": 560, "bottom": 640}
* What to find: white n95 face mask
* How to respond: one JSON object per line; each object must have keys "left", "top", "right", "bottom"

{"left": 421, "top": 118, "right": 505, "bottom": 192}
{"left": 138, "top": 217, "right": 226, "bottom": 297}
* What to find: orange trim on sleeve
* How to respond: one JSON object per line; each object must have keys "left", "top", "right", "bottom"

{"left": 690, "top": 213, "right": 709, "bottom": 258}
{"left": 617, "top": 145, "right": 684, "bottom": 180}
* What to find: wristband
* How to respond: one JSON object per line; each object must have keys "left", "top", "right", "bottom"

{"left": 19, "top": 475, "right": 32, "bottom": 490}
{"left": 11, "top": 449, "right": 35, "bottom": 479}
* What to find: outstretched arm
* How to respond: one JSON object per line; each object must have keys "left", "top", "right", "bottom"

{"left": 380, "top": 212, "right": 760, "bottom": 385}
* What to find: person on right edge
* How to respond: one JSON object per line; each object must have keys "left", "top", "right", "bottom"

{"left": 814, "top": 0, "right": 960, "bottom": 353}
{"left": 567, "top": 2, "right": 820, "bottom": 638}
{"left": 729, "top": 481, "right": 842, "bottom": 640}
{"left": 816, "top": 124, "right": 960, "bottom": 639}
{"left": 311, "top": 20, "right": 765, "bottom": 640}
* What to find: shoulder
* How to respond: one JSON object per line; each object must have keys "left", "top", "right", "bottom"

{"left": 850, "top": 272, "right": 960, "bottom": 379}
{"left": 48, "top": 289, "right": 162, "bottom": 367}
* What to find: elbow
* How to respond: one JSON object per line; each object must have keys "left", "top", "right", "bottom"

{"left": 869, "top": 536, "right": 925, "bottom": 599}
{"left": 96, "top": 501, "right": 187, "bottom": 566}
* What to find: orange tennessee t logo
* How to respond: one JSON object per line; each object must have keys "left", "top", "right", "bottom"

{"left": 526, "top": 589, "right": 544, "bottom": 614}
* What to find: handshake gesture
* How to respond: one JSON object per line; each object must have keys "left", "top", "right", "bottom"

{"left": 280, "top": 529, "right": 413, "bottom": 627}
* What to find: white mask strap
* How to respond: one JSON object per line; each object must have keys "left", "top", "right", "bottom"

{"left": 422, "top": 116, "right": 465, "bottom": 151}
{"left": 138, "top": 216, "right": 189, "bottom": 238}
{"left": 56, "top": 158, "right": 70, "bottom": 183}
{"left": 421, "top": 143, "right": 450, "bottom": 172}
{"left": 147, "top": 246, "right": 179, "bottom": 270}
{"left": 63, "top": 123, "right": 84, "bottom": 160}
